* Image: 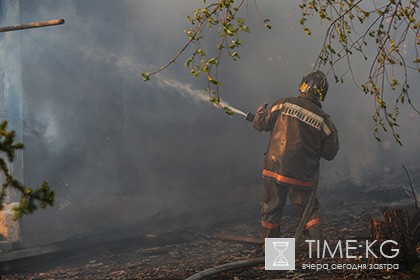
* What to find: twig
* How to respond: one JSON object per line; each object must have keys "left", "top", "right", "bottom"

{"left": 402, "top": 165, "right": 419, "bottom": 210}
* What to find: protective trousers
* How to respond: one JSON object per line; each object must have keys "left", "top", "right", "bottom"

{"left": 261, "top": 178, "right": 323, "bottom": 241}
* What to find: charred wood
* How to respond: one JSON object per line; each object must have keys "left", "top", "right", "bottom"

{"left": 370, "top": 209, "right": 418, "bottom": 270}
{"left": 0, "top": 19, "right": 64, "bottom": 32}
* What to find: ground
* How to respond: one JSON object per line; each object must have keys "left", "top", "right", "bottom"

{"left": 1, "top": 200, "right": 419, "bottom": 280}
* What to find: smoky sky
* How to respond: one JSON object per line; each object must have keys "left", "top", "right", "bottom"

{"left": 13, "top": 0, "right": 420, "bottom": 245}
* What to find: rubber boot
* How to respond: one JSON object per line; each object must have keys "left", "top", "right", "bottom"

{"left": 306, "top": 223, "right": 324, "bottom": 256}
{"left": 307, "top": 223, "right": 324, "bottom": 241}
{"left": 261, "top": 226, "right": 281, "bottom": 253}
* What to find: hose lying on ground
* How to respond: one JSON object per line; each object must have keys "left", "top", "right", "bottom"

{"left": 185, "top": 257, "right": 264, "bottom": 280}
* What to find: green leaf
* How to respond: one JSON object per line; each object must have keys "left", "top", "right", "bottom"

{"left": 141, "top": 72, "right": 150, "bottom": 81}
{"left": 223, "top": 106, "right": 234, "bottom": 116}
{"left": 208, "top": 77, "right": 221, "bottom": 85}
{"left": 185, "top": 57, "right": 193, "bottom": 68}
{"left": 210, "top": 97, "right": 220, "bottom": 106}
{"left": 240, "top": 25, "right": 250, "bottom": 33}
{"left": 207, "top": 58, "right": 218, "bottom": 65}
{"left": 196, "top": 48, "right": 205, "bottom": 56}
{"left": 236, "top": 17, "right": 244, "bottom": 26}
{"left": 24, "top": 188, "right": 32, "bottom": 195}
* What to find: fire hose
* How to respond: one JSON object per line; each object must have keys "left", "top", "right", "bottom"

{"left": 184, "top": 257, "right": 264, "bottom": 280}
{"left": 294, "top": 171, "right": 319, "bottom": 241}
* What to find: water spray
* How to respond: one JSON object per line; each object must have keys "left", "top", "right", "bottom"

{"left": 78, "top": 46, "right": 256, "bottom": 122}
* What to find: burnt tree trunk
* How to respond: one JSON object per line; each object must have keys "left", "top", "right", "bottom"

{"left": 370, "top": 209, "right": 418, "bottom": 270}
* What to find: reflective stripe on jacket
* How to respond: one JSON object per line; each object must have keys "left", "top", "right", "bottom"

{"left": 252, "top": 93, "right": 339, "bottom": 187}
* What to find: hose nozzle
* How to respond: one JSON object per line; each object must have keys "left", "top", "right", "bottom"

{"left": 245, "top": 112, "right": 255, "bottom": 122}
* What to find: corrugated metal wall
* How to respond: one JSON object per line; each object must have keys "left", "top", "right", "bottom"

{"left": 0, "top": 0, "right": 23, "bottom": 202}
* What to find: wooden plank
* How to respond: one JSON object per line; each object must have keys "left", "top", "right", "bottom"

{"left": 0, "top": 19, "right": 64, "bottom": 33}
{"left": 209, "top": 233, "right": 262, "bottom": 244}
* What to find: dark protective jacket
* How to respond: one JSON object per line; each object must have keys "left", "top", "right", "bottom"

{"left": 252, "top": 93, "right": 339, "bottom": 187}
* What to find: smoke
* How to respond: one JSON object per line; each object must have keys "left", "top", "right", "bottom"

{"left": 79, "top": 46, "right": 247, "bottom": 116}
{"left": 14, "top": 0, "right": 420, "bottom": 245}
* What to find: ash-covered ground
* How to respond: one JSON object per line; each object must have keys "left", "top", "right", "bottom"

{"left": 2, "top": 179, "right": 420, "bottom": 280}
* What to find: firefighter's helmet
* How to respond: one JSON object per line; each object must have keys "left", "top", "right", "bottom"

{"left": 299, "top": 70, "right": 329, "bottom": 101}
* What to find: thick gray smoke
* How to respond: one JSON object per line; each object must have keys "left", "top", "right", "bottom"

{"left": 14, "top": 0, "right": 420, "bottom": 245}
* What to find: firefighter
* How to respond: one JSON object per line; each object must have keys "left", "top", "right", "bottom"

{"left": 252, "top": 70, "right": 339, "bottom": 242}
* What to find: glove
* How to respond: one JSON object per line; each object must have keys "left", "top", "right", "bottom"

{"left": 257, "top": 102, "right": 268, "bottom": 112}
